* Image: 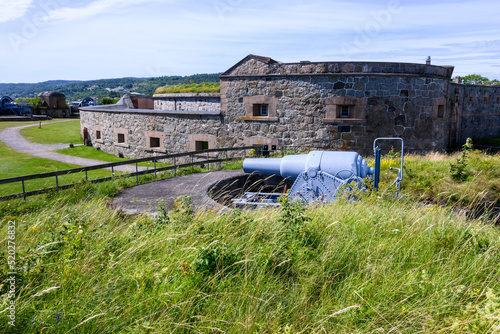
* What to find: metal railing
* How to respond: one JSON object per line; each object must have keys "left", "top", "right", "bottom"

{"left": 0, "top": 146, "right": 263, "bottom": 201}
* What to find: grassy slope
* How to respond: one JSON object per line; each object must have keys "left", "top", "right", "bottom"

{"left": 19, "top": 120, "right": 82, "bottom": 144}
{"left": 57, "top": 145, "right": 172, "bottom": 168}
{"left": 0, "top": 182, "right": 499, "bottom": 333}
{"left": 0, "top": 121, "right": 114, "bottom": 197}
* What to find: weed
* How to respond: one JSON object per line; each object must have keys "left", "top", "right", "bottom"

{"left": 450, "top": 137, "right": 473, "bottom": 182}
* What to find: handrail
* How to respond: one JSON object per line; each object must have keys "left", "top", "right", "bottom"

{"left": 0, "top": 145, "right": 263, "bottom": 201}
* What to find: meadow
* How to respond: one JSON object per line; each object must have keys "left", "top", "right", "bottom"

{"left": 0, "top": 120, "right": 499, "bottom": 332}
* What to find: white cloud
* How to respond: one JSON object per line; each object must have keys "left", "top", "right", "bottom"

{"left": 41, "top": 0, "right": 172, "bottom": 22}
{"left": 0, "top": 0, "right": 33, "bottom": 23}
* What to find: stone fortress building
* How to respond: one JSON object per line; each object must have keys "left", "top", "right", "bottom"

{"left": 80, "top": 55, "right": 500, "bottom": 158}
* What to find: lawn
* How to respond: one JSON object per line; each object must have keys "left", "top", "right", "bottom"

{"left": 19, "top": 119, "right": 83, "bottom": 144}
{"left": 57, "top": 145, "right": 173, "bottom": 168}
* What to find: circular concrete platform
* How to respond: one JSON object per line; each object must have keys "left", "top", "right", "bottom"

{"left": 111, "top": 170, "right": 246, "bottom": 215}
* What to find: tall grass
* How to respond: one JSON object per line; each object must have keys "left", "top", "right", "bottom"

{"left": 154, "top": 83, "right": 220, "bottom": 94}
{"left": 0, "top": 179, "right": 499, "bottom": 333}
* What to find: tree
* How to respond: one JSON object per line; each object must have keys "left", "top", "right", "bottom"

{"left": 461, "top": 74, "right": 490, "bottom": 85}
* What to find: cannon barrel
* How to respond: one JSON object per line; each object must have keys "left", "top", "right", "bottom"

{"left": 243, "top": 151, "right": 374, "bottom": 180}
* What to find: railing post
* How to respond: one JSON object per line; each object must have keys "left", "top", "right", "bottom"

{"left": 206, "top": 151, "right": 209, "bottom": 171}
{"left": 173, "top": 157, "right": 176, "bottom": 176}
{"left": 136, "top": 162, "right": 139, "bottom": 185}
{"left": 191, "top": 154, "right": 193, "bottom": 173}
{"left": 85, "top": 169, "right": 88, "bottom": 181}
{"left": 154, "top": 159, "right": 157, "bottom": 179}
{"left": 22, "top": 180, "right": 26, "bottom": 201}
{"left": 111, "top": 166, "right": 114, "bottom": 177}
{"left": 55, "top": 175, "right": 59, "bottom": 192}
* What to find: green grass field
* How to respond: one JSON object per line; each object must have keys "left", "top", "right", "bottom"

{"left": 57, "top": 145, "right": 173, "bottom": 168}
{"left": 0, "top": 119, "right": 499, "bottom": 332}
{"left": 0, "top": 121, "right": 115, "bottom": 197}
{"left": 20, "top": 120, "right": 82, "bottom": 144}
{"left": 0, "top": 171, "right": 499, "bottom": 332}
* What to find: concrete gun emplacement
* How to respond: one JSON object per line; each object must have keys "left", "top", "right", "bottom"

{"left": 236, "top": 138, "right": 404, "bottom": 206}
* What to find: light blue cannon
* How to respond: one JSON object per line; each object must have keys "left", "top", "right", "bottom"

{"left": 241, "top": 151, "right": 375, "bottom": 204}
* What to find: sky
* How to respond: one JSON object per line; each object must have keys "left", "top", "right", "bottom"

{"left": 1, "top": 0, "right": 499, "bottom": 83}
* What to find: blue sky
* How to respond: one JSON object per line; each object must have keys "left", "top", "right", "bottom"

{"left": 1, "top": 0, "right": 499, "bottom": 83}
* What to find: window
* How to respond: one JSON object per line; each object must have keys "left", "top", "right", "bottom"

{"left": 117, "top": 133, "right": 125, "bottom": 144}
{"left": 94, "top": 125, "right": 104, "bottom": 143}
{"left": 483, "top": 96, "right": 489, "bottom": 103}
{"left": 253, "top": 104, "right": 269, "bottom": 116}
{"left": 145, "top": 131, "right": 165, "bottom": 152}
{"left": 195, "top": 140, "right": 209, "bottom": 151}
{"left": 114, "top": 128, "right": 128, "bottom": 147}
{"left": 149, "top": 137, "right": 160, "bottom": 148}
{"left": 324, "top": 97, "right": 366, "bottom": 122}
{"left": 243, "top": 96, "right": 278, "bottom": 121}
{"left": 437, "top": 105, "right": 445, "bottom": 118}
{"left": 340, "top": 105, "right": 350, "bottom": 118}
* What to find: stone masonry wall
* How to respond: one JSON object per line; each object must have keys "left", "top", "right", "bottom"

{"left": 80, "top": 109, "right": 225, "bottom": 159}
{"left": 449, "top": 83, "right": 500, "bottom": 145}
{"left": 153, "top": 93, "right": 220, "bottom": 112}
{"left": 220, "top": 60, "right": 453, "bottom": 155}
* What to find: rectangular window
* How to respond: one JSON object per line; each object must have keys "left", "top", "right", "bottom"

{"left": 483, "top": 96, "right": 489, "bottom": 103}
{"left": 95, "top": 130, "right": 101, "bottom": 140}
{"left": 340, "top": 105, "right": 350, "bottom": 118}
{"left": 195, "top": 140, "right": 209, "bottom": 151}
{"left": 117, "top": 133, "right": 125, "bottom": 144}
{"left": 253, "top": 104, "right": 269, "bottom": 116}
{"left": 149, "top": 137, "right": 160, "bottom": 148}
{"left": 437, "top": 105, "right": 445, "bottom": 118}
{"left": 260, "top": 104, "right": 268, "bottom": 116}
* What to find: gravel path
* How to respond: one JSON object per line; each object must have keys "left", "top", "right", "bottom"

{"left": 111, "top": 170, "right": 244, "bottom": 215}
{"left": 0, "top": 120, "right": 143, "bottom": 172}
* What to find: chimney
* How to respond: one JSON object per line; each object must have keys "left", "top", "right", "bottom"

{"left": 426, "top": 56, "right": 431, "bottom": 65}
{"left": 455, "top": 76, "right": 461, "bottom": 84}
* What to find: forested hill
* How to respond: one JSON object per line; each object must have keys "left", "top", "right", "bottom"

{"left": 0, "top": 73, "right": 221, "bottom": 100}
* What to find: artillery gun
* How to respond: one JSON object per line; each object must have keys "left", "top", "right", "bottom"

{"left": 0, "top": 96, "right": 33, "bottom": 117}
{"left": 234, "top": 138, "right": 404, "bottom": 206}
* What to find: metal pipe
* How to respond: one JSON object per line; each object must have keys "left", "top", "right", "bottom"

{"left": 374, "top": 147, "right": 381, "bottom": 190}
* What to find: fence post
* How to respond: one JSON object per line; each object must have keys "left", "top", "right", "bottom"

{"left": 206, "top": 151, "right": 209, "bottom": 171}
{"left": 85, "top": 169, "right": 88, "bottom": 181}
{"left": 111, "top": 166, "right": 114, "bottom": 177}
{"left": 154, "top": 159, "right": 157, "bottom": 179}
{"left": 55, "top": 175, "right": 59, "bottom": 192}
{"left": 22, "top": 180, "right": 26, "bottom": 201}
{"left": 136, "top": 162, "right": 139, "bottom": 185}
{"left": 173, "top": 157, "right": 176, "bottom": 176}
{"left": 191, "top": 154, "right": 193, "bottom": 173}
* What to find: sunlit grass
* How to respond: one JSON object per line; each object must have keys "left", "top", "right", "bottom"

{"left": 20, "top": 119, "right": 82, "bottom": 144}
{"left": 0, "top": 179, "right": 499, "bottom": 333}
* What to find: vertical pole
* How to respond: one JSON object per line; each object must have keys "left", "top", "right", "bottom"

{"left": 111, "top": 166, "right": 114, "bottom": 177}
{"left": 374, "top": 147, "right": 381, "bottom": 191}
{"left": 55, "top": 175, "right": 59, "bottom": 192}
{"left": 22, "top": 180, "right": 26, "bottom": 201}
{"left": 191, "top": 154, "right": 194, "bottom": 173}
{"left": 136, "top": 162, "right": 139, "bottom": 185}
{"left": 154, "top": 159, "right": 157, "bottom": 179}
{"left": 206, "top": 152, "right": 209, "bottom": 171}
{"left": 85, "top": 169, "right": 88, "bottom": 181}
{"left": 173, "top": 157, "right": 176, "bottom": 176}
{"left": 224, "top": 150, "right": 227, "bottom": 166}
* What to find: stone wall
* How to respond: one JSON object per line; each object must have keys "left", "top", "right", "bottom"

{"left": 220, "top": 56, "right": 454, "bottom": 154}
{"left": 448, "top": 83, "right": 500, "bottom": 145}
{"left": 153, "top": 93, "right": 220, "bottom": 112}
{"left": 79, "top": 56, "right": 500, "bottom": 160}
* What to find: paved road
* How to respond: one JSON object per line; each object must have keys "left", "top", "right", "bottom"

{"left": 0, "top": 120, "right": 143, "bottom": 172}
{"left": 111, "top": 170, "right": 244, "bottom": 215}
